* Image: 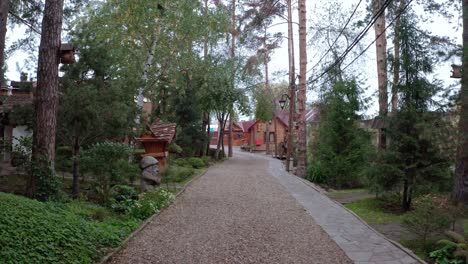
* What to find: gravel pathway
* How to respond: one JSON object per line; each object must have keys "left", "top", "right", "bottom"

{"left": 109, "top": 150, "right": 352, "bottom": 264}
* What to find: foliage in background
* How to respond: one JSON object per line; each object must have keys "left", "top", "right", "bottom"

{"left": 365, "top": 12, "right": 452, "bottom": 210}
{"left": 307, "top": 80, "right": 371, "bottom": 188}
{"left": 81, "top": 142, "right": 139, "bottom": 205}
{"left": 402, "top": 195, "right": 450, "bottom": 245}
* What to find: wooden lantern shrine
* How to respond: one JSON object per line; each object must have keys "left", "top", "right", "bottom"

{"left": 136, "top": 119, "right": 176, "bottom": 171}
{"left": 60, "top": 43, "right": 76, "bottom": 64}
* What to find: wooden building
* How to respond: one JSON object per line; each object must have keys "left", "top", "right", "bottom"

{"left": 136, "top": 119, "right": 176, "bottom": 171}
{"left": 0, "top": 82, "right": 34, "bottom": 171}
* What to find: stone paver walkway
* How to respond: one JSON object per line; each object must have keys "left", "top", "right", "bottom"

{"left": 265, "top": 152, "right": 421, "bottom": 264}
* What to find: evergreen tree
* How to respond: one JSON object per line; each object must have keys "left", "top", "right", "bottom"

{"left": 366, "top": 12, "right": 452, "bottom": 210}
{"left": 307, "top": 79, "right": 371, "bottom": 189}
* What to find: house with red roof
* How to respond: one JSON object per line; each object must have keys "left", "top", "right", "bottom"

{"left": 210, "top": 104, "right": 321, "bottom": 156}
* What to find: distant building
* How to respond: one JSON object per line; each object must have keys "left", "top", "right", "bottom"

{"left": 0, "top": 81, "right": 35, "bottom": 171}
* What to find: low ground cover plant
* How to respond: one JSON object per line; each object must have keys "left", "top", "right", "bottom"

{"left": 0, "top": 187, "right": 175, "bottom": 263}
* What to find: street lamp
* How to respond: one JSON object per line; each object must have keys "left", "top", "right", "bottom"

{"left": 279, "top": 93, "right": 290, "bottom": 109}
{"left": 278, "top": 89, "right": 295, "bottom": 172}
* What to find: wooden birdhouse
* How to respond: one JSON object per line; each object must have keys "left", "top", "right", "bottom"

{"left": 60, "top": 43, "right": 75, "bottom": 64}
{"left": 136, "top": 119, "right": 177, "bottom": 171}
{"left": 451, "top": 64, "right": 462, "bottom": 79}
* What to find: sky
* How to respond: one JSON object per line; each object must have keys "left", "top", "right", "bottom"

{"left": 5, "top": 0, "right": 462, "bottom": 118}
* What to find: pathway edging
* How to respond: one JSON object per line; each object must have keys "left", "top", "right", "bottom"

{"left": 99, "top": 166, "right": 210, "bottom": 264}
{"left": 295, "top": 176, "right": 426, "bottom": 264}
{"left": 263, "top": 154, "right": 423, "bottom": 264}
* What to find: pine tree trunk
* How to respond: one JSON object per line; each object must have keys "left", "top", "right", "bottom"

{"left": 202, "top": 0, "right": 209, "bottom": 157}
{"left": 30, "top": 0, "right": 64, "bottom": 196}
{"left": 453, "top": 0, "right": 468, "bottom": 204}
{"left": 264, "top": 35, "right": 271, "bottom": 155}
{"left": 296, "top": 0, "right": 307, "bottom": 177}
{"left": 0, "top": 0, "right": 9, "bottom": 86}
{"left": 373, "top": 0, "right": 388, "bottom": 149}
{"left": 72, "top": 134, "right": 80, "bottom": 198}
{"left": 286, "top": 0, "right": 295, "bottom": 172}
{"left": 391, "top": 0, "right": 404, "bottom": 113}
{"left": 228, "top": 0, "right": 236, "bottom": 158}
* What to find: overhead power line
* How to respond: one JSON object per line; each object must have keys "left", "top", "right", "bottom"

{"left": 306, "top": 0, "right": 363, "bottom": 74}
{"left": 342, "top": 0, "right": 414, "bottom": 71}
{"left": 307, "top": 0, "right": 393, "bottom": 85}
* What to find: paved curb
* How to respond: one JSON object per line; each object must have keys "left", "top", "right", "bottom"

{"left": 293, "top": 173, "right": 426, "bottom": 264}
{"left": 98, "top": 166, "right": 211, "bottom": 264}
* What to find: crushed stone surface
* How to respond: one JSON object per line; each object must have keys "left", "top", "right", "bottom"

{"left": 109, "top": 151, "right": 352, "bottom": 264}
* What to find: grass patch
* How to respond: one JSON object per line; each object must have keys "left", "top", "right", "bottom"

{"left": 328, "top": 188, "right": 367, "bottom": 194}
{"left": 345, "top": 197, "right": 405, "bottom": 224}
{"left": 400, "top": 239, "right": 438, "bottom": 262}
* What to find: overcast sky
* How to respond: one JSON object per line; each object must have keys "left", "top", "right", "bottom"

{"left": 5, "top": 0, "right": 462, "bottom": 117}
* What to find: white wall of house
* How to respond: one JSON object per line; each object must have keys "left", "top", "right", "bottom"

{"left": 12, "top": 126, "right": 32, "bottom": 147}
{"left": 12, "top": 126, "right": 32, "bottom": 156}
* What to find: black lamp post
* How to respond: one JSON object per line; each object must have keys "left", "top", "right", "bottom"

{"left": 278, "top": 92, "right": 294, "bottom": 171}
{"left": 279, "top": 93, "right": 290, "bottom": 110}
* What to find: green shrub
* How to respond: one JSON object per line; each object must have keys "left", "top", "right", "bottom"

{"left": 201, "top": 156, "right": 210, "bottom": 166}
{"left": 306, "top": 161, "right": 327, "bottom": 185}
{"left": 431, "top": 231, "right": 468, "bottom": 263}
{"left": 109, "top": 185, "right": 139, "bottom": 214}
{"left": 187, "top": 157, "right": 205, "bottom": 169}
{"left": 132, "top": 149, "right": 146, "bottom": 164}
{"left": 161, "top": 166, "right": 195, "bottom": 184}
{"left": 130, "top": 188, "right": 175, "bottom": 220}
{"left": 56, "top": 146, "right": 73, "bottom": 172}
{"left": 403, "top": 195, "right": 450, "bottom": 245}
{"left": 168, "top": 143, "right": 183, "bottom": 154}
{"left": 81, "top": 142, "right": 139, "bottom": 205}
{"left": 175, "top": 167, "right": 195, "bottom": 182}
{"left": 0, "top": 192, "right": 138, "bottom": 263}
{"left": 173, "top": 158, "right": 205, "bottom": 169}
{"left": 173, "top": 158, "right": 191, "bottom": 167}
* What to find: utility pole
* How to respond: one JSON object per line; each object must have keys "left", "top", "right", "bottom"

{"left": 296, "top": 0, "right": 307, "bottom": 177}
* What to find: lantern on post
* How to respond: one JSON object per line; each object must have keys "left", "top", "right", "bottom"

{"left": 279, "top": 93, "right": 290, "bottom": 110}
{"left": 451, "top": 64, "right": 462, "bottom": 79}
{"left": 60, "top": 43, "right": 76, "bottom": 64}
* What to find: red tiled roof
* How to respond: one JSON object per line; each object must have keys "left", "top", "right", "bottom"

{"left": 233, "top": 104, "right": 321, "bottom": 132}
{"left": 225, "top": 122, "right": 244, "bottom": 132}
{"left": 275, "top": 109, "right": 289, "bottom": 127}
{"left": 139, "top": 119, "right": 177, "bottom": 143}
{"left": 0, "top": 92, "right": 33, "bottom": 113}
{"left": 237, "top": 120, "right": 257, "bottom": 132}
